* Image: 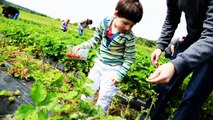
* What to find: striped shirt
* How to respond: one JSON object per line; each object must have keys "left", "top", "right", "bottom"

{"left": 81, "top": 16, "right": 136, "bottom": 82}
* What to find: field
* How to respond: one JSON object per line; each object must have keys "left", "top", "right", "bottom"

{"left": 0, "top": 5, "right": 212, "bottom": 120}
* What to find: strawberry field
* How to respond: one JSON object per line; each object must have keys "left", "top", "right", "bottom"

{"left": 0, "top": 7, "right": 212, "bottom": 120}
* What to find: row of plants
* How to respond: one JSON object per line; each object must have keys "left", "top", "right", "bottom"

{"left": 0, "top": 45, "right": 109, "bottom": 119}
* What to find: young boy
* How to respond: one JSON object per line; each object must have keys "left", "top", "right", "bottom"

{"left": 75, "top": 0, "right": 143, "bottom": 114}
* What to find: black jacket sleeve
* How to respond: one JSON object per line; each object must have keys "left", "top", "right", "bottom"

{"left": 156, "top": 0, "right": 182, "bottom": 51}
{"left": 171, "top": 0, "right": 213, "bottom": 73}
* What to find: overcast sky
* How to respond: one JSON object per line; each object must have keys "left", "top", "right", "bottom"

{"left": 5, "top": 0, "right": 186, "bottom": 40}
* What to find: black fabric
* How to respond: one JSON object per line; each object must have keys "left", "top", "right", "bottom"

{"left": 0, "top": 67, "right": 34, "bottom": 115}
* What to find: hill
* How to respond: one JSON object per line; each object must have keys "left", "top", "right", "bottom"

{"left": 2, "top": 0, "right": 48, "bottom": 17}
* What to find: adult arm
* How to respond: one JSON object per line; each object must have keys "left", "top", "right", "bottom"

{"left": 171, "top": 0, "right": 213, "bottom": 73}
{"left": 151, "top": 0, "right": 182, "bottom": 67}
{"left": 156, "top": 0, "right": 182, "bottom": 51}
{"left": 148, "top": 0, "right": 213, "bottom": 84}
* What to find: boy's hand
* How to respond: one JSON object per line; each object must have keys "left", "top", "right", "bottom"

{"left": 74, "top": 45, "right": 83, "bottom": 51}
{"left": 112, "top": 79, "right": 118, "bottom": 85}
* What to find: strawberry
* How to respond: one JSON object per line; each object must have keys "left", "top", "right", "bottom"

{"left": 66, "top": 53, "right": 72, "bottom": 57}
{"left": 66, "top": 53, "right": 83, "bottom": 59}
{"left": 22, "top": 68, "right": 29, "bottom": 76}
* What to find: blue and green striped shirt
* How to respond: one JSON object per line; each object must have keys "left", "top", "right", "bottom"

{"left": 82, "top": 16, "right": 136, "bottom": 82}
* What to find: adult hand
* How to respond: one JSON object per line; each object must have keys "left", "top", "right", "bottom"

{"left": 147, "top": 62, "right": 175, "bottom": 84}
{"left": 151, "top": 49, "right": 162, "bottom": 67}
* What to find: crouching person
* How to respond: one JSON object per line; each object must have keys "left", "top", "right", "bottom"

{"left": 2, "top": 6, "right": 19, "bottom": 20}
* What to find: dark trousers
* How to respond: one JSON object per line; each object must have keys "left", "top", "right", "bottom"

{"left": 78, "top": 27, "right": 83, "bottom": 36}
{"left": 164, "top": 51, "right": 172, "bottom": 59}
{"left": 141, "top": 36, "right": 213, "bottom": 120}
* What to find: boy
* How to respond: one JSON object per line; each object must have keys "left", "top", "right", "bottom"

{"left": 74, "top": 0, "right": 143, "bottom": 114}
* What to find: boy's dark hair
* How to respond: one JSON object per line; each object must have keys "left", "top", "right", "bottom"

{"left": 115, "top": 0, "right": 143, "bottom": 23}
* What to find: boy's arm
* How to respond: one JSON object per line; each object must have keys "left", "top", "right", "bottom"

{"left": 113, "top": 37, "right": 136, "bottom": 82}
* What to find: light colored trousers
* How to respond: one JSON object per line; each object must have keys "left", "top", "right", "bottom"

{"left": 81, "top": 58, "right": 120, "bottom": 114}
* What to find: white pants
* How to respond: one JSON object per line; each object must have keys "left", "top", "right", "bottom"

{"left": 81, "top": 58, "right": 120, "bottom": 114}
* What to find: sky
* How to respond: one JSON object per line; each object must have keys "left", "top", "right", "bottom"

{"left": 5, "top": 0, "right": 187, "bottom": 40}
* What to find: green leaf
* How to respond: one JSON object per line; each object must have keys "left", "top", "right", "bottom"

{"left": 0, "top": 55, "right": 7, "bottom": 61}
{"left": 38, "top": 109, "right": 47, "bottom": 120}
{"left": 63, "top": 91, "right": 78, "bottom": 100}
{"left": 23, "top": 46, "right": 35, "bottom": 52}
{"left": 14, "top": 104, "right": 38, "bottom": 120}
{"left": 52, "top": 104, "right": 70, "bottom": 112}
{"left": 6, "top": 46, "right": 18, "bottom": 52}
{"left": 16, "top": 56, "right": 28, "bottom": 61}
{"left": 0, "top": 90, "right": 12, "bottom": 96}
{"left": 30, "top": 81, "right": 47, "bottom": 105}
{"left": 51, "top": 74, "right": 63, "bottom": 87}
{"left": 14, "top": 73, "right": 20, "bottom": 77}
{"left": 39, "top": 93, "right": 58, "bottom": 109}
{"left": 61, "top": 84, "right": 70, "bottom": 92}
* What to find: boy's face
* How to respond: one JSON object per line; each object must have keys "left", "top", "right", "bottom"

{"left": 114, "top": 16, "right": 135, "bottom": 33}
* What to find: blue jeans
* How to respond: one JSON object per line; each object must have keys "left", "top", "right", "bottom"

{"left": 78, "top": 27, "right": 83, "bottom": 36}
{"left": 140, "top": 35, "right": 213, "bottom": 120}
{"left": 13, "top": 12, "right": 19, "bottom": 20}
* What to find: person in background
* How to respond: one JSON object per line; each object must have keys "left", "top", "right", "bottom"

{"left": 78, "top": 18, "right": 93, "bottom": 36}
{"left": 2, "top": 6, "right": 19, "bottom": 20}
{"left": 60, "top": 19, "right": 70, "bottom": 32}
{"left": 74, "top": 0, "right": 143, "bottom": 114}
{"left": 164, "top": 36, "right": 185, "bottom": 59}
{"left": 141, "top": 0, "right": 213, "bottom": 120}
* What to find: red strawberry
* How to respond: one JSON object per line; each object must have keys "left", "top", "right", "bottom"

{"left": 22, "top": 68, "right": 29, "bottom": 76}
{"left": 66, "top": 53, "right": 72, "bottom": 57}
